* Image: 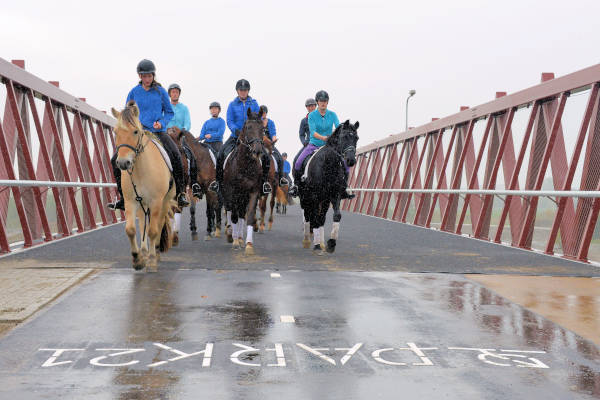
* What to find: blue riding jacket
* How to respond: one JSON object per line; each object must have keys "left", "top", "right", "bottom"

{"left": 226, "top": 96, "right": 259, "bottom": 138}
{"left": 199, "top": 117, "right": 226, "bottom": 142}
{"left": 125, "top": 84, "right": 173, "bottom": 133}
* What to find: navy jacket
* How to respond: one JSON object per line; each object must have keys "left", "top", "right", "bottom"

{"left": 299, "top": 116, "right": 309, "bottom": 145}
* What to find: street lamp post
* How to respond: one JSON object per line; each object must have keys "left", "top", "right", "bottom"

{"left": 405, "top": 89, "right": 416, "bottom": 132}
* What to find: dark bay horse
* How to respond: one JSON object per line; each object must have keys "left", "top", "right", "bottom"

{"left": 222, "top": 108, "right": 266, "bottom": 255}
{"left": 168, "top": 127, "right": 222, "bottom": 242}
{"left": 298, "top": 120, "right": 359, "bottom": 255}
{"left": 258, "top": 135, "right": 278, "bottom": 232}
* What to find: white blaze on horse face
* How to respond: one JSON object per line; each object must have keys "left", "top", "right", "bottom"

{"left": 246, "top": 226, "right": 253, "bottom": 244}
{"left": 331, "top": 222, "right": 340, "bottom": 240}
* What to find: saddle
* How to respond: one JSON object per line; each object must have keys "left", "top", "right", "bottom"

{"left": 150, "top": 138, "right": 173, "bottom": 172}
{"left": 300, "top": 146, "right": 325, "bottom": 182}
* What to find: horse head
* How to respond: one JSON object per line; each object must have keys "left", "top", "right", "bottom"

{"left": 167, "top": 126, "right": 185, "bottom": 147}
{"left": 239, "top": 107, "right": 265, "bottom": 158}
{"left": 327, "top": 120, "right": 359, "bottom": 167}
{"left": 111, "top": 100, "right": 145, "bottom": 171}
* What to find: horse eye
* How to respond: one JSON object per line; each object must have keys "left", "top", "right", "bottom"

{"left": 133, "top": 130, "right": 138, "bottom": 135}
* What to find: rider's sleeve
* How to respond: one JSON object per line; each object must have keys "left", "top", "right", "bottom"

{"left": 332, "top": 111, "right": 340, "bottom": 129}
{"left": 214, "top": 119, "right": 225, "bottom": 141}
{"left": 125, "top": 88, "right": 134, "bottom": 106}
{"left": 299, "top": 119, "right": 306, "bottom": 143}
{"left": 268, "top": 119, "right": 276, "bottom": 139}
{"left": 159, "top": 88, "right": 174, "bottom": 130}
{"left": 199, "top": 121, "right": 207, "bottom": 140}
{"left": 183, "top": 105, "right": 191, "bottom": 131}
{"left": 226, "top": 102, "right": 238, "bottom": 133}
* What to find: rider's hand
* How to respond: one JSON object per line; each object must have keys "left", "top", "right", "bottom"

{"left": 272, "top": 137, "right": 278, "bottom": 143}
{"left": 206, "top": 134, "right": 212, "bottom": 139}
{"left": 153, "top": 121, "right": 162, "bottom": 130}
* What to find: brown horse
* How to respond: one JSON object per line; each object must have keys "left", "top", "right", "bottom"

{"left": 167, "top": 127, "right": 222, "bottom": 242}
{"left": 111, "top": 101, "right": 175, "bottom": 272}
{"left": 222, "top": 108, "right": 265, "bottom": 255}
{"left": 276, "top": 185, "right": 288, "bottom": 215}
{"left": 257, "top": 135, "right": 278, "bottom": 232}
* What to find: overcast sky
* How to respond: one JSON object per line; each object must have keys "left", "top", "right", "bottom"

{"left": 2, "top": 0, "right": 600, "bottom": 157}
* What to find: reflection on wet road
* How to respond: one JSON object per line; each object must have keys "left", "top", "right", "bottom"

{"left": 0, "top": 270, "right": 598, "bottom": 399}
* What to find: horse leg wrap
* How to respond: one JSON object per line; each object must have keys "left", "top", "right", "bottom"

{"left": 246, "top": 225, "right": 253, "bottom": 244}
{"left": 173, "top": 212, "right": 182, "bottom": 232}
{"left": 232, "top": 221, "right": 239, "bottom": 239}
{"left": 313, "top": 227, "right": 321, "bottom": 245}
{"left": 304, "top": 222, "right": 310, "bottom": 239}
{"left": 239, "top": 219, "right": 246, "bottom": 239}
{"left": 319, "top": 227, "right": 325, "bottom": 246}
{"left": 227, "top": 211, "right": 232, "bottom": 226}
{"left": 331, "top": 222, "right": 340, "bottom": 240}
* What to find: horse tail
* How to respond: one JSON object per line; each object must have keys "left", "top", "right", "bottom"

{"left": 159, "top": 199, "right": 177, "bottom": 253}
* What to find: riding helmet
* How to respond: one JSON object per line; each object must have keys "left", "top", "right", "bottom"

{"left": 305, "top": 98, "right": 317, "bottom": 107}
{"left": 260, "top": 105, "right": 268, "bottom": 114}
{"left": 209, "top": 101, "right": 221, "bottom": 109}
{"left": 236, "top": 79, "right": 251, "bottom": 91}
{"left": 137, "top": 59, "right": 156, "bottom": 74}
{"left": 282, "top": 152, "right": 288, "bottom": 157}
{"left": 168, "top": 83, "right": 181, "bottom": 93}
{"left": 315, "top": 90, "right": 329, "bottom": 102}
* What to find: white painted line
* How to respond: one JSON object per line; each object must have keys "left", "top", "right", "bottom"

{"left": 178, "top": 268, "right": 192, "bottom": 271}
{"left": 270, "top": 272, "right": 281, "bottom": 278}
{"left": 280, "top": 315, "right": 295, "bottom": 323}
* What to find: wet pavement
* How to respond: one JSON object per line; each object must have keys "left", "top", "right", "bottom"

{"left": 0, "top": 204, "right": 598, "bottom": 399}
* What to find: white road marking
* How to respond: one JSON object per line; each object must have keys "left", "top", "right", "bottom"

{"left": 90, "top": 348, "right": 145, "bottom": 367}
{"left": 39, "top": 348, "right": 85, "bottom": 367}
{"left": 270, "top": 272, "right": 281, "bottom": 278}
{"left": 147, "top": 342, "right": 213, "bottom": 368}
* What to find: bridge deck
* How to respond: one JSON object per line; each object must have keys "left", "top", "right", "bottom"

{"left": 0, "top": 204, "right": 598, "bottom": 399}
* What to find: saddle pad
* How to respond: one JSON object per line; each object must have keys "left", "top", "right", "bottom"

{"left": 208, "top": 147, "right": 217, "bottom": 168}
{"left": 301, "top": 146, "right": 325, "bottom": 182}
{"left": 223, "top": 151, "right": 233, "bottom": 171}
{"left": 150, "top": 138, "right": 173, "bottom": 172}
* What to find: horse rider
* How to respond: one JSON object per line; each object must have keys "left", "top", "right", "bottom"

{"left": 209, "top": 79, "right": 272, "bottom": 195}
{"left": 107, "top": 59, "right": 189, "bottom": 211}
{"left": 260, "top": 105, "right": 288, "bottom": 187}
{"left": 282, "top": 152, "right": 292, "bottom": 188}
{"left": 290, "top": 90, "right": 355, "bottom": 199}
{"left": 166, "top": 83, "right": 202, "bottom": 198}
{"left": 199, "top": 101, "right": 225, "bottom": 153}
{"left": 299, "top": 98, "right": 317, "bottom": 146}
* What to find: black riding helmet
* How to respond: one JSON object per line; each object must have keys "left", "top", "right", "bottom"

{"left": 236, "top": 79, "right": 251, "bottom": 91}
{"left": 260, "top": 105, "right": 268, "bottom": 114}
{"left": 137, "top": 59, "right": 156, "bottom": 74}
{"left": 168, "top": 83, "right": 181, "bottom": 94}
{"left": 315, "top": 90, "right": 329, "bottom": 102}
{"left": 209, "top": 101, "right": 221, "bottom": 109}
{"left": 305, "top": 98, "right": 317, "bottom": 107}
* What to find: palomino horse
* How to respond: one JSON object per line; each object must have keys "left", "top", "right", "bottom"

{"left": 222, "top": 108, "right": 266, "bottom": 255}
{"left": 257, "top": 135, "right": 278, "bottom": 233}
{"left": 297, "top": 120, "right": 359, "bottom": 255}
{"left": 168, "top": 127, "right": 222, "bottom": 241}
{"left": 111, "top": 101, "right": 175, "bottom": 271}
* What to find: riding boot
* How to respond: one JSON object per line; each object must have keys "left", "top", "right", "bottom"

{"left": 107, "top": 154, "right": 125, "bottom": 210}
{"left": 157, "top": 132, "right": 190, "bottom": 207}
{"left": 187, "top": 147, "right": 202, "bottom": 198}
{"left": 210, "top": 153, "right": 223, "bottom": 193}
{"left": 261, "top": 152, "right": 272, "bottom": 194}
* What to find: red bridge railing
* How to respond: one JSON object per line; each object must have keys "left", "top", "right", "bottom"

{"left": 0, "top": 58, "right": 121, "bottom": 253}
{"left": 344, "top": 64, "right": 600, "bottom": 263}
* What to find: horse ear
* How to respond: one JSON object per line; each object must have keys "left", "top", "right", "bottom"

{"left": 111, "top": 108, "right": 120, "bottom": 119}
{"left": 343, "top": 119, "right": 350, "bottom": 128}
{"left": 257, "top": 107, "right": 264, "bottom": 119}
{"left": 354, "top": 121, "right": 360, "bottom": 129}
{"left": 248, "top": 107, "right": 254, "bottom": 118}
{"left": 128, "top": 101, "right": 140, "bottom": 118}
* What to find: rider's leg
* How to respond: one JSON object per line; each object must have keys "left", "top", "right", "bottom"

{"left": 272, "top": 148, "right": 287, "bottom": 186}
{"left": 184, "top": 143, "right": 201, "bottom": 198}
{"left": 157, "top": 132, "right": 189, "bottom": 207}
{"left": 261, "top": 148, "right": 272, "bottom": 194}
{"left": 290, "top": 144, "right": 318, "bottom": 196}
{"left": 211, "top": 136, "right": 235, "bottom": 192}
{"left": 107, "top": 153, "right": 125, "bottom": 210}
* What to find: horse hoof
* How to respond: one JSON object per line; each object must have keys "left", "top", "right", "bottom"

{"left": 326, "top": 239, "right": 336, "bottom": 253}
{"left": 312, "top": 244, "right": 325, "bottom": 256}
{"left": 147, "top": 263, "right": 158, "bottom": 273}
{"left": 259, "top": 226, "right": 264, "bottom": 234}
{"left": 303, "top": 239, "right": 311, "bottom": 249}
{"left": 215, "top": 228, "right": 221, "bottom": 238}
{"left": 191, "top": 232, "right": 199, "bottom": 241}
{"left": 172, "top": 233, "right": 179, "bottom": 247}
{"left": 245, "top": 244, "right": 254, "bottom": 255}
{"left": 227, "top": 233, "right": 233, "bottom": 243}
{"left": 253, "top": 224, "right": 259, "bottom": 232}
{"left": 132, "top": 257, "right": 145, "bottom": 271}
{"left": 204, "top": 235, "right": 211, "bottom": 241}
{"left": 232, "top": 239, "right": 240, "bottom": 250}
{"left": 268, "top": 222, "right": 272, "bottom": 231}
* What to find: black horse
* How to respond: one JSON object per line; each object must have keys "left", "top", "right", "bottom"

{"left": 222, "top": 108, "right": 266, "bottom": 255}
{"left": 297, "top": 120, "right": 359, "bottom": 255}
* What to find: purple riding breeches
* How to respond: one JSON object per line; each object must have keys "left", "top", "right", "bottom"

{"left": 294, "top": 143, "right": 350, "bottom": 173}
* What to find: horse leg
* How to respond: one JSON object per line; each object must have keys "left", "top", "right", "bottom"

{"left": 268, "top": 192, "right": 275, "bottom": 231}
{"left": 226, "top": 210, "right": 233, "bottom": 243}
{"left": 190, "top": 199, "right": 198, "bottom": 241}
{"left": 259, "top": 196, "right": 266, "bottom": 233}
{"left": 137, "top": 208, "right": 150, "bottom": 267}
{"left": 231, "top": 210, "right": 240, "bottom": 250}
{"left": 327, "top": 197, "right": 341, "bottom": 253}
{"left": 172, "top": 211, "right": 181, "bottom": 246}
{"left": 215, "top": 197, "right": 222, "bottom": 238}
{"left": 146, "top": 203, "right": 163, "bottom": 272}
{"left": 205, "top": 198, "right": 213, "bottom": 241}
{"left": 125, "top": 205, "right": 144, "bottom": 270}
{"left": 245, "top": 192, "right": 259, "bottom": 255}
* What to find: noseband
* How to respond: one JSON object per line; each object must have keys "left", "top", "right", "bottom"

{"left": 239, "top": 122, "right": 264, "bottom": 152}
{"left": 115, "top": 129, "right": 147, "bottom": 171}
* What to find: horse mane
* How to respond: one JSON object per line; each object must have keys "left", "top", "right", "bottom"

{"left": 116, "top": 101, "right": 143, "bottom": 131}
{"left": 326, "top": 123, "right": 344, "bottom": 149}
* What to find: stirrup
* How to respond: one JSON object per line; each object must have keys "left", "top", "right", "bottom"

{"left": 289, "top": 185, "right": 298, "bottom": 197}
{"left": 192, "top": 183, "right": 202, "bottom": 198}
{"left": 177, "top": 193, "right": 190, "bottom": 207}
{"left": 279, "top": 177, "right": 289, "bottom": 186}
{"left": 208, "top": 181, "right": 219, "bottom": 193}
{"left": 107, "top": 198, "right": 124, "bottom": 211}
{"left": 262, "top": 182, "right": 272, "bottom": 194}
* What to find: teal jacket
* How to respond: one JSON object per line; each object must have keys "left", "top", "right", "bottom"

{"left": 167, "top": 102, "right": 191, "bottom": 131}
{"left": 308, "top": 109, "right": 340, "bottom": 147}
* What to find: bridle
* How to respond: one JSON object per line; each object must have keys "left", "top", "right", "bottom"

{"left": 239, "top": 121, "right": 264, "bottom": 152}
{"left": 115, "top": 128, "right": 148, "bottom": 172}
